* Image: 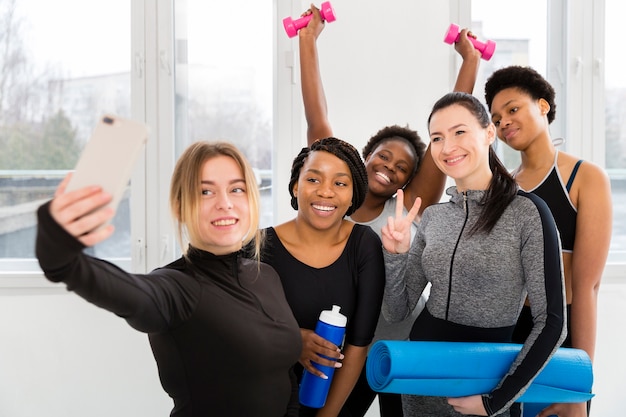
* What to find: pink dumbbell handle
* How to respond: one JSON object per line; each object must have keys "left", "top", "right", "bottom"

{"left": 283, "top": 1, "right": 336, "bottom": 38}
{"left": 443, "top": 23, "right": 496, "bottom": 61}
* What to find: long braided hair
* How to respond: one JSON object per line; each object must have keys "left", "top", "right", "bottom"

{"left": 288, "top": 137, "right": 368, "bottom": 217}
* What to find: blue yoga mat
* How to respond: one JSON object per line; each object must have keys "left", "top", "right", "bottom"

{"left": 366, "top": 341, "right": 593, "bottom": 403}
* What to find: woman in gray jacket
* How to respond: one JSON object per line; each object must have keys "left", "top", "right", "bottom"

{"left": 381, "top": 92, "right": 566, "bottom": 417}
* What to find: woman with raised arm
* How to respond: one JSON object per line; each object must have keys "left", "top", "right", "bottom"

{"left": 382, "top": 92, "right": 566, "bottom": 417}
{"left": 297, "top": 5, "right": 482, "bottom": 416}
{"left": 485, "top": 66, "right": 613, "bottom": 417}
{"left": 36, "top": 141, "right": 302, "bottom": 417}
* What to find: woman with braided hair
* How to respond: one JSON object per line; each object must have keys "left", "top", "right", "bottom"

{"left": 296, "top": 5, "right": 482, "bottom": 416}
{"left": 260, "top": 137, "right": 386, "bottom": 417}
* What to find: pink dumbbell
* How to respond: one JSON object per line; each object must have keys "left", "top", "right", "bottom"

{"left": 283, "top": 1, "right": 336, "bottom": 38}
{"left": 444, "top": 23, "right": 496, "bottom": 61}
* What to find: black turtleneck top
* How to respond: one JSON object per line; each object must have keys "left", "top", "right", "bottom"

{"left": 36, "top": 202, "right": 302, "bottom": 417}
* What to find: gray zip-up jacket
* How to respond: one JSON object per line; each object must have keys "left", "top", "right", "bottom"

{"left": 383, "top": 187, "right": 566, "bottom": 416}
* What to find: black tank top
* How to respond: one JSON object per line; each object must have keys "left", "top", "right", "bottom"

{"left": 525, "top": 156, "right": 582, "bottom": 252}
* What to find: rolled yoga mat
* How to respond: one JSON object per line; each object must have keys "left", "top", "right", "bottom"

{"left": 366, "top": 341, "right": 593, "bottom": 403}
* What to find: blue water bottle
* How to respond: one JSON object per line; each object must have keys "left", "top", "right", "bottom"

{"left": 299, "top": 304, "right": 347, "bottom": 408}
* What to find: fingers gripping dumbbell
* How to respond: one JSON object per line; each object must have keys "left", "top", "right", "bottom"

{"left": 444, "top": 23, "right": 496, "bottom": 61}
{"left": 283, "top": 2, "right": 336, "bottom": 38}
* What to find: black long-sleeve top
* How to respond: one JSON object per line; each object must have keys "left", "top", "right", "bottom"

{"left": 36, "top": 202, "right": 302, "bottom": 417}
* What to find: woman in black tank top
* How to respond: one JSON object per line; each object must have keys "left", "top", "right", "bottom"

{"left": 486, "top": 66, "right": 613, "bottom": 417}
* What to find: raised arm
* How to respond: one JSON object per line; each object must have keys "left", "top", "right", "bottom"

{"left": 381, "top": 191, "right": 428, "bottom": 322}
{"left": 36, "top": 174, "right": 196, "bottom": 334}
{"left": 299, "top": 4, "right": 333, "bottom": 146}
{"left": 403, "top": 29, "right": 481, "bottom": 214}
{"left": 453, "top": 28, "right": 482, "bottom": 94}
{"left": 404, "top": 147, "right": 446, "bottom": 215}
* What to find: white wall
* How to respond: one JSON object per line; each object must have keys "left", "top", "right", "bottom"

{"left": 0, "top": 290, "right": 170, "bottom": 417}
{"left": 274, "top": 0, "right": 456, "bottom": 223}
{"left": 591, "top": 282, "right": 626, "bottom": 416}
{"left": 310, "top": 1, "right": 454, "bottom": 157}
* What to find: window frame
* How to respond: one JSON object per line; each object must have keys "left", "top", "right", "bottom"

{"left": 552, "top": 0, "right": 623, "bottom": 282}
{"left": 457, "top": 0, "right": 623, "bottom": 282}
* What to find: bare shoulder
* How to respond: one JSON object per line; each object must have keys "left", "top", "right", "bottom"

{"left": 576, "top": 159, "right": 610, "bottom": 187}
{"left": 566, "top": 155, "right": 611, "bottom": 209}
{"left": 559, "top": 152, "right": 610, "bottom": 186}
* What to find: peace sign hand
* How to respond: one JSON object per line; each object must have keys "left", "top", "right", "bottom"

{"left": 381, "top": 189, "right": 421, "bottom": 254}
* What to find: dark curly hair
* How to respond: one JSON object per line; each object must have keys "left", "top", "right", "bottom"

{"left": 484, "top": 66, "right": 556, "bottom": 124}
{"left": 361, "top": 125, "right": 426, "bottom": 179}
{"left": 288, "top": 137, "right": 368, "bottom": 217}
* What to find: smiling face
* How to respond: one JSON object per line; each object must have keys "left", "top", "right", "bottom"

{"left": 193, "top": 155, "right": 251, "bottom": 255}
{"left": 364, "top": 139, "right": 416, "bottom": 198}
{"left": 292, "top": 150, "right": 354, "bottom": 229}
{"left": 429, "top": 104, "right": 495, "bottom": 191}
{"left": 489, "top": 87, "right": 550, "bottom": 151}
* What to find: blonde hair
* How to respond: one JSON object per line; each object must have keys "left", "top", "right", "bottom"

{"left": 169, "top": 141, "right": 263, "bottom": 259}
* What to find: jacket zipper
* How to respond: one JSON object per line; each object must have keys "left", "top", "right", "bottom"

{"left": 445, "top": 192, "right": 469, "bottom": 320}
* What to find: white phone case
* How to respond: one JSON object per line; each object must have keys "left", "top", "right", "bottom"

{"left": 65, "top": 114, "right": 149, "bottom": 220}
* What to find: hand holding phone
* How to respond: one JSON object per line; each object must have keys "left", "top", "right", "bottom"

{"left": 65, "top": 115, "right": 149, "bottom": 224}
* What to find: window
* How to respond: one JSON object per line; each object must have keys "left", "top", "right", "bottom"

{"left": 5, "top": 0, "right": 619, "bottom": 281}
{"left": 174, "top": 0, "right": 273, "bottom": 229}
{"left": 0, "top": 0, "right": 131, "bottom": 276}
{"left": 605, "top": 0, "right": 626, "bottom": 262}
{"left": 472, "top": 0, "right": 625, "bottom": 267}
{"left": 0, "top": 0, "right": 288, "bottom": 284}
{"left": 470, "top": 0, "right": 548, "bottom": 170}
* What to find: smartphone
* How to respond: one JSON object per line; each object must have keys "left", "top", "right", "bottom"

{"left": 65, "top": 114, "right": 149, "bottom": 222}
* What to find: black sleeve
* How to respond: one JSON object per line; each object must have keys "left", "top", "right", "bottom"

{"left": 36, "top": 201, "right": 199, "bottom": 333}
{"left": 345, "top": 225, "right": 385, "bottom": 346}
{"left": 484, "top": 193, "right": 566, "bottom": 415}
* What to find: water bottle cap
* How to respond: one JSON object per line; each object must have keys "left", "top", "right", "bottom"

{"left": 319, "top": 304, "right": 347, "bottom": 327}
